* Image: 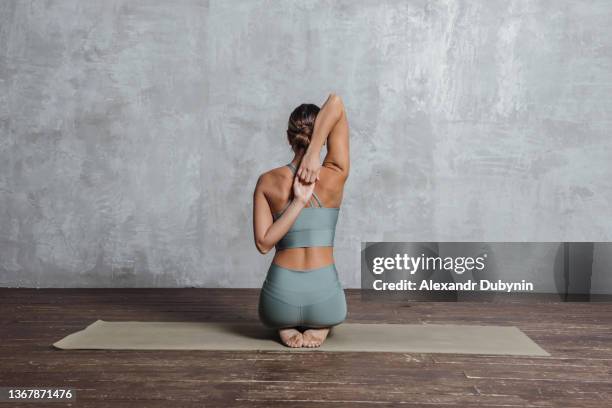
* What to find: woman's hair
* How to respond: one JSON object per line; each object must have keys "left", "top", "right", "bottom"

{"left": 286, "top": 103, "right": 320, "bottom": 152}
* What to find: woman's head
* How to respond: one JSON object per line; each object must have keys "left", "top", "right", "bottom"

{"left": 286, "top": 103, "right": 320, "bottom": 152}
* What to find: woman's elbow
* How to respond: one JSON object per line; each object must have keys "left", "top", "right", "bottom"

{"left": 255, "top": 240, "right": 272, "bottom": 254}
{"left": 330, "top": 94, "right": 344, "bottom": 109}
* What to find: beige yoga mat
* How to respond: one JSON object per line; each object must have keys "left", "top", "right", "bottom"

{"left": 53, "top": 320, "right": 549, "bottom": 356}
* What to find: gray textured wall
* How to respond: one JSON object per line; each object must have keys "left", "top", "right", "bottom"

{"left": 1, "top": 0, "right": 611, "bottom": 288}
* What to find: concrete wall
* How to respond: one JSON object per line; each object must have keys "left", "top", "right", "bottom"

{"left": 1, "top": 0, "right": 611, "bottom": 288}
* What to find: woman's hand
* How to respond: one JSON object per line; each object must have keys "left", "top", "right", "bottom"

{"left": 297, "top": 149, "right": 321, "bottom": 184}
{"left": 292, "top": 175, "right": 316, "bottom": 205}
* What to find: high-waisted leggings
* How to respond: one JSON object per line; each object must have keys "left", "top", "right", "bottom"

{"left": 258, "top": 263, "right": 347, "bottom": 329}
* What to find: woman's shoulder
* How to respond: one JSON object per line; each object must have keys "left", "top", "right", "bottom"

{"left": 256, "top": 165, "right": 292, "bottom": 188}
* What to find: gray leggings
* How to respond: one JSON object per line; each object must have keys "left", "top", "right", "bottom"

{"left": 258, "top": 263, "right": 347, "bottom": 329}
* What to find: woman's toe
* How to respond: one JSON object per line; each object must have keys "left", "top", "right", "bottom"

{"left": 293, "top": 335, "right": 303, "bottom": 347}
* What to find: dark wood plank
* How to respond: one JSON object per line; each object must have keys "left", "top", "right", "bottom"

{"left": 1, "top": 288, "right": 611, "bottom": 407}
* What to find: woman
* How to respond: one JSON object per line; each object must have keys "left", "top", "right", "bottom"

{"left": 252, "top": 93, "right": 350, "bottom": 348}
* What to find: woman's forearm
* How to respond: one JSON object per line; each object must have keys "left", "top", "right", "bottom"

{"left": 307, "top": 94, "right": 344, "bottom": 155}
{"left": 258, "top": 199, "right": 305, "bottom": 252}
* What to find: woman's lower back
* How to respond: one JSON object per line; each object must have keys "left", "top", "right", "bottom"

{"left": 272, "top": 247, "right": 334, "bottom": 271}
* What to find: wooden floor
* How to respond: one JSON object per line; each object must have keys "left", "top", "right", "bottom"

{"left": 1, "top": 288, "right": 611, "bottom": 407}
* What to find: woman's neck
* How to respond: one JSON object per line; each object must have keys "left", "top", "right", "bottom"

{"left": 290, "top": 149, "right": 306, "bottom": 167}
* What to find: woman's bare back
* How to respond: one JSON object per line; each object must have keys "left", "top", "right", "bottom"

{"left": 260, "top": 162, "right": 346, "bottom": 270}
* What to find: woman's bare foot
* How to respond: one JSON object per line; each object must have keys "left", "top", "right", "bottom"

{"left": 302, "top": 327, "right": 330, "bottom": 348}
{"left": 278, "top": 328, "right": 303, "bottom": 348}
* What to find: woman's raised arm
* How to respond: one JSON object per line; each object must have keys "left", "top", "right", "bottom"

{"left": 321, "top": 95, "right": 349, "bottom": 177}
{"left": 297, "top": 93, "right": 347, "bottom": 183}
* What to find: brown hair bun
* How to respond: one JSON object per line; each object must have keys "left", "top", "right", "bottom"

{"left": 286, "top": 103, "right": 320, "bottom": 152}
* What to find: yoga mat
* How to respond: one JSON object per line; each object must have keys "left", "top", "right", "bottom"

{"left": 53, "top": 320, "right": 550, "bottom": 356}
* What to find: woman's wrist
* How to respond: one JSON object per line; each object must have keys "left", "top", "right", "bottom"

{"left": 305, "top": 142, "right": 322, "bottom": 157}
{"left": 292, "top": 196, "right": 308, "bottom": 207}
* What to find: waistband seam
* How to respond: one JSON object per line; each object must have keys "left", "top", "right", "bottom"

{"left": 270, "top": 263, "right": 336, "bottom": 273}
{"left": 262, "top": 278, "right": 342, "bottom": 294}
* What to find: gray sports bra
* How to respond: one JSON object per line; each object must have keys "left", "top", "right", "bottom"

{"left": 273, "top": 163, "right": 340, "bottom": 250}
